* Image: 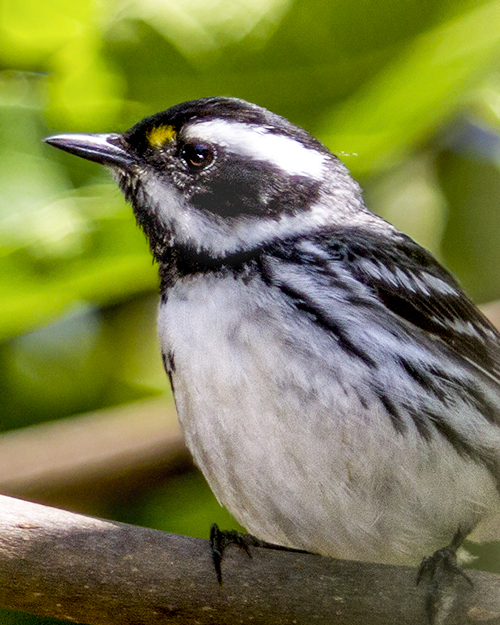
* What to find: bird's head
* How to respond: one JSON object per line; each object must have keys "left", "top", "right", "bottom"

{"left": 45, "top": 97, "right": 365, "bottom": 260}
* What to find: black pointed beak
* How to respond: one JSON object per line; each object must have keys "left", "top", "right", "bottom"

{"left": 43, "top": 133, "right": 132, "bottom": 168}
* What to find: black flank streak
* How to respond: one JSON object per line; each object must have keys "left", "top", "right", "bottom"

{"left": 400, "top": 403, "right": 433, "bottom": 441}
{"left": 162, "top": 351, "right": 176, "bottom": 390}
{"left": 255, "top": 255, "right": 274, "bottom": 287}
{"left": 167, "top": 370, "right": 175, "bottom": 392}
{"left": 403, "top": 404, "right": 500, "bottom": 480}
{"left": 399, "top": 358, "right": 500, "bottom": 436}
{"left": 399, "top": 356, "right": 435, "bottom": 388}
{"left": 167, "top": 350, "right": 176, "bottom": 373}
{"left": 371, "top": 385, "right": 407, "bottom": 435}
{"left": 424, "top": 409, "right": 491, "bottom": 466}
{"left": 460, "top": 379, "right": 500, "bottom": 424}
{"left": 402, "top": 357, "right": 500, "bottom": 425}
{"left": 277, "top": 283, "right": 377, "bottom": 369}
{"left": 398, "top": 357, "right": 448, "bottom": 403}
{"left": 358, "top": 394, "right": 369, "bottom": 410}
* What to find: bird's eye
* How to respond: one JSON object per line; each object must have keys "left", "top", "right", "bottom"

{"left": 180, "top": 142, "right": 215, "bottom": 171}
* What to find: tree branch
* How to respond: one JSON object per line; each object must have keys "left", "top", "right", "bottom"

{"left": 0, "top": 495, "right": 499, "bottom": 625}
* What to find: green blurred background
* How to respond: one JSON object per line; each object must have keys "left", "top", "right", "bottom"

{"left": 2, "top": 0, "right": 500, "bottom": 622}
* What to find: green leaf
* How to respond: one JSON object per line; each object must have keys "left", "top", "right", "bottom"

{"left": 321, "top": 0, "right": 500, "bottom": 175}
{"left": 0, "top": 253, "right": 157, "bottom": 341}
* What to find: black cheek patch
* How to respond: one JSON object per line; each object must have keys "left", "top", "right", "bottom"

{"left": 266, "top": 175, "right": 322, "bottom": 217}
{"left": 189, "top": 157, "right": 321, "bottom": 219}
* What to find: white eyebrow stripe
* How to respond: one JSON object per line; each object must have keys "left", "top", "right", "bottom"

{"left": 183, "top": 120, "right": 328, "bottom": 179}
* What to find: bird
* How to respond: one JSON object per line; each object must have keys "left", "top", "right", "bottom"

{"left": 45, "top": 97, "right": 500, "bottom": 620}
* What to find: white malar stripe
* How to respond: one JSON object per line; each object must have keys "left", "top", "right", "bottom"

{"left": 184, "top": 119, "right": 328, "bottom": 179}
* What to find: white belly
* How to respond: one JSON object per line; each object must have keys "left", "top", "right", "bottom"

{"left": 157, "top": 272, "right": 500, "bottom": 565}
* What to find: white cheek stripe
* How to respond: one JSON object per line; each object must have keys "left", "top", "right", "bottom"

{"left": 184, "top": 119, "right": 328, "bottom": 180}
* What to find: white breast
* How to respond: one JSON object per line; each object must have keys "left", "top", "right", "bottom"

{"left": 157, "top": 270, "right": 500, "bottom": 565}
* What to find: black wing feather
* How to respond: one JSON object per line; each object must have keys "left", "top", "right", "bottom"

{"left": 317, "top": 227, "right": 500, "bottom": 383}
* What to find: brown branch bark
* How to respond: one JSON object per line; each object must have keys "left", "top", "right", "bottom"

{"left": 0, "top": 495, "right": 499, "bottom": 625}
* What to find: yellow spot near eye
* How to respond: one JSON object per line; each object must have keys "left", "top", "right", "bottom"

{"left": 147, "top": 124, "right": 177, "bottom": 147}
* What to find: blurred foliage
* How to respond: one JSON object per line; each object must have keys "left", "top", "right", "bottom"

{"left": 115, "top": 471, "right": 245, "bottom": 538}
{"left": 1, "top": 0, "right": 500, "bottom": 621}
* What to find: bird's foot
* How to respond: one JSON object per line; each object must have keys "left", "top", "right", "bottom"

{"left": 209, "top": 523, "right": 308, "bottom": 584}
{"left": 210, "top": 523, "right": 264, "bottom": 584}
{"left": 417, "top": 531, "right": 473, "bottom": 625}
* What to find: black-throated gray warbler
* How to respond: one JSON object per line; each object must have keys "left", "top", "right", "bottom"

{"left": 45, "top": 97, "right": 500, "bottom": 608}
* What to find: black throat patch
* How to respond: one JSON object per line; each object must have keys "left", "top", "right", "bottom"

{"left": 158, "top": 243, "right": 265, "bottom": 298}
